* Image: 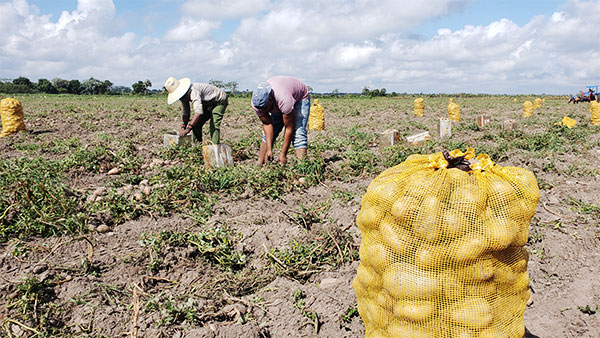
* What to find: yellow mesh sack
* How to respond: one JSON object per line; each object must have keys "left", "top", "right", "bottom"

{"left": 448, "top": 99, "right": 460, "bottom": 122}
{"left": 590, "top": 101, "right": 600, "bottom": 126}
{"left": 354, "top": 148, "right": 539, "bottom": 338}
{"left": 0, "top": 97, "right": 27, "bottom": 137}
{"left": 555, "top": 116, "right": 576, "bottom": 129}
{"left": 414, "top": 98, "right": 425, "bottom": 117}
{"left": 309, "top": 99, "right": 324, "bottom": 130}
{"left": 522, "top": 101, "right": 533, "bottom": 118}
{"left": 533, "top": 98, "right": 542, "bottom": 110}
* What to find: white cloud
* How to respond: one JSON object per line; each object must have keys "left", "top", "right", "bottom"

{"left": 181, "top": 0, "right": 269, "bottom": 20}
{"left": 164, "top": 18, "right": 220, "bottom": 41}
{"left": 1, "top": 0, "right": 600, "bottom": 94}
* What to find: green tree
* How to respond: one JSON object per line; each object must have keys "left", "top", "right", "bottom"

{"left": 132, "top": 79, "right": 152, "bottom": 94}
{"left": 36, "top": 78, "right": 57, "bottom": 93}
{"left": 52, "top": 78, "right": 69, "bottom": 94}
{"left": 67, "top": 79, "right": 82, "bottom": 94}
{"left": 13, "top": 76, "right": 34, "bottom": 89}
{"left": 362, "top": 86, "right": 370, "bottom": 96}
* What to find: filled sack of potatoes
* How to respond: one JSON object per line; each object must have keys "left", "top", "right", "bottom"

{"left": 0, "top": 97, "right": 27, "bottom": 137}
{"left": 353, "top": 148, "right": 539, "bottom": 338}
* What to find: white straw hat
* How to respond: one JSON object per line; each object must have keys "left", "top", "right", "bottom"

{"left": 164, "top": 77, "right": 191, "bottom": 105}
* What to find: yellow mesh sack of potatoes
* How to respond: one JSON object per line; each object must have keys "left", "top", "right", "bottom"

{"left": 522, "top": 101, "right": 533, "bottom": 118}
{"left": 590, "top": 101, "right": 600, "bottom": 126}
{"left": 533, "top": 98, "right": 542, "bottom": 110}
{"left": 353, "top": 148, "right": 539, "bottom": 338}
{"left": 308, "top": 99, "right": 324, "bottom": 130}
{"left": 555, "top": 116, "right": 577, "bottom": 129}
{"left": 0, "top": 97, "right": 27, "bottom": 137}
{"left": 448, "top": 98, "right": 460, "bottom": 121}
{"left": 414, "top": 98, "right": 425, "bottom": 117}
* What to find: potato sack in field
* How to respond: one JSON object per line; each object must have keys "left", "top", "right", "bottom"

{"left": 0, "top": 97, "right": 27, "bottom": 137}
{"left": 309, "top": 99, "right": 324, "bottom": 130}
{"left": 353, "top": 148, "right": 540, "bottom": 338}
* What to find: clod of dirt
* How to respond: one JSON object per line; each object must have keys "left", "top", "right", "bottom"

{"left": 93, "top": 187, "right": 107, "bottom": 195}
{"left": 86, "top": 194, "right": 97, "bottom": 203}
{"left": 96, "top": 224, "right": 110, "bottom": 233}
{"left": 87, "top": 224, "right": 97, "bottom": 232}
{"left": 319, "top": 277, "right": 341, "bottom": 289}
{"left": 107, "top": 167, "right": 121, "bottom": 175}
{"left": 142, "top": 186, "right": 152, "bottom": 195}
{"left": 140, "top": 179, "right": 149, "bottom": 186}
{"left": 298, "top": 177, "right": 306, "bottom": 185}
{"left": 32, "top": 263, "right": 48, "bottom": 274}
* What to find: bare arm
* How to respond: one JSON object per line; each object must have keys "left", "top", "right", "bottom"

{"left": 279, "top": 112, "right": 296, "bottom": 164}
{"left": 259, "top": 114, "right": 274, "bottom": 163}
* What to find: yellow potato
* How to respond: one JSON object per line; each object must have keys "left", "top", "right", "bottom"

{"left": 352, "top": 275, "right": 368, "bottom": 298}
{"left": 512, "top": 227, "right": 529, "bottom": 246}
{"left": 365, "top": 242, "right": 391, "bottom": 271}
{"left": 386, "top": 322, "right": 434, "bottom": 338}
{"left": 461, "top": 259, "right": 496, "bottom": 282}
{"left": 390, "top": 195, "right": 418, "bottom": 222}
{"left": 445, "top": 167, "right": 471, "bottom": 186}
{"left": 392, "top": 299, "right": 435, "bottom": 322}
{"left": 382, "top": 262, "right": 439, "bottom": 299}
{"left": 366, "top": 300, "right": 391, "bottom": 329}
{"left": 464, "top": 281, "right": 498, "bottom": 300}
{"left": 356, "top": 263, "right": 382, "bottom": 289}
{"left": 486, "top": 179, "right": 517, "bottom": 206}
{"left": 448, "top": 327, "right": 477, "bottom": 338}
{"left": 357, "top": 207, "right": 384, "bottom": 232}
{"left": 440, "top": 210, "right": 469, "bottom": 239}
{"left": 402, "top": 176, "right": 431, "bottom": 199}
{"left": 415, "top": 243, "right": 447, "bottom": 270}
{"left": 367, "top": 329, "right": 389, "bottom": 338}
{"left": 440, "top": 271, "right": 464, "bottom": 301}
{"left": 371, "top": 181, "right": 404, "bottom": 209}
{"left": 452, "top": 236, "right": 488, "bottom": 262}
{"left": 413, "top": 206, "right": 443, "bottom": 243}
{"left": 483, "top": 211, "right": 518, "bottom": 250}
{"left": 379, "top": 216, "right": 411, "bottom": 256}
{"left": 449, "top": 297, "right": 493, "bottom": 329}
{"left": 375, "top": 289, "right": 395, "bottom": 310}
{"left": 450, "top": 184, "right": 485, "bottom": 212}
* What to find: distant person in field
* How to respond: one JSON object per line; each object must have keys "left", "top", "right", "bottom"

{"left": 251, "top": 76, "right": 310, "bottom": 165}
{"left": 163, "top": 77, "right": 228, "bottom": 144}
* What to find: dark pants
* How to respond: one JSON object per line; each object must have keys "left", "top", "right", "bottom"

{"left": 191, "top": 97, "right": 228, "bottom": 144}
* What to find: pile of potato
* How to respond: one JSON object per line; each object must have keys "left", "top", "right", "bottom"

{"left": 353, "top": 149, "right": 539, "bottom": 338}
{"left": 533, "top": 98, "right": 542, "bottom": 110}
{"left": 0, "top": 97, "right": 27, "bottom": 137}
{"left": 414, "top": 98, "right": 425, "bottom": 117}
{"left": 522, "top": 101, "right": 533, "bottom": 118}
{"left": 447, "top": 99, "right": 460, "bottom": 121}
{"left": 590, "top": 101, "right": 600, "bottom": 126}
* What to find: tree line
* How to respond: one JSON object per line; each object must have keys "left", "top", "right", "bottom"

{"left": 0, "top": 77, "right": 154, "bottom": 95}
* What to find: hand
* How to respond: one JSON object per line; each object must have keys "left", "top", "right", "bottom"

{"left": 266, "top": 149, "right": 273, "bottom": 162}
{"left": 178, "top": 128, "right": 190, "bottom": 137}
{"left": 278, "top": 153, "right": 287, "bottom": 164}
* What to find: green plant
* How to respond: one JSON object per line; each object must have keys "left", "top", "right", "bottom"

{"left": 293, "top": 289, "right": 320, "bottom": 333}
{"left": 340, "top": 302, "right": 359, "bottom": 329}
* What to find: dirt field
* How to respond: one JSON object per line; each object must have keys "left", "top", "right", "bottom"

{"left": 1, "top": 94, "right": 599, "bottom": 337}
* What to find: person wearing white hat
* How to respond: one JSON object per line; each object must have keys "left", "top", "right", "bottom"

{"left": 163, "top": 77, "right": 228, "bottom": 144}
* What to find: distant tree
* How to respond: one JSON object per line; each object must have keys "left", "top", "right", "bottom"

{"left": 209, "top": 79, "right": 239, "bottom": 94}
{"left": 362, "top": 86, "right": 370, "bottom": 96}
{"left": 132, "top": 79, "right": 152, "bottom": 94}
{"left": 110, "top": 85, "right": 132, "bottom": 94}
{"left": 52, "top": 78, "right": 70, "bottom": 94}
{"left": 331, "top": 89, "right": 340, "bottom": 95}
{"left": 101, "top": 80, "right": 113, "bottom": 94}
{"left": 380, "top": 88, "right": 387, "bottom": 96}
{"left": 371, "top": 88, "right": 380, "bottom": 97}
{"left": 391, "top": 91, "right": 398, "bottom": 97}
{"left": 36, "top": 78, "right": 57, "bottom": 93}
{"left": 13, "top": 76, "right": 34, "bottom": 89}
{"left": 67, "top": 79, "right": 82, "bottom": 94}
{"left": 81, "top": 78, "right": 104, "bottom": 94}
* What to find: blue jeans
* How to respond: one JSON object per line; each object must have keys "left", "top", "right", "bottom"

{"left": 262, "top": 96, "right": 310, "bottom": 149}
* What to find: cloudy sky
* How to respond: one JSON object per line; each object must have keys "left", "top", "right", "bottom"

{"left": 1, "top": 0, "right": 599, "bottom": 94}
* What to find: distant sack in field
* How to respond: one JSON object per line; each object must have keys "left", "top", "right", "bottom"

{"left": 0, "top": 97, "right": 27, "bottom": 137}
{"left": 354, "top": 148, "right": 540, "bottom": 338}
{"left": 309, "top": 99, "right": 324, "bottom": 130}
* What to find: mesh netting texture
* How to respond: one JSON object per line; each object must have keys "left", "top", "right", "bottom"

{"left": 414, "top": 98, "right": 425, "bottom": 117}
{"left": 354, "top": 148, "right": 539, "bottom": 338}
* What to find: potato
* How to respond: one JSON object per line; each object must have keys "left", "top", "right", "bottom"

{"left": 440, "top": 210, "right": 469, "bottom": 239}
{"left": 386, "top": 322, "right": 434, "bottom": 338}
{"left": 390, "top": 195, "right": 419, "bottom": 222}
{"left": 393, "top": 299, "right": 435, "bottom": 322}
{"left": 357, "top": 207, "right": 384, "bottom": 232}
{"left": 440, "top": 271, "right": 464, "bottom": 301}
{"left": 461, "top": 259, "right": 496, "bottom": 282}
{"left": 415, "top": 243, "right": 447, "bottom": 270}
{"left": 352, "top": 275, "right": 368, "bottom": 298}
{"left": 445, "top": 167, "right": 471, "bottom": 186}
{"left": 412, "top": 202, "right": 443, "bottom": 243}
{"left": 483, "top": 211, "right": 518, "bottom": 250}
{"left": 382, "top": 262, "right": 439, "bottom": 299}
{"left": 452, "top": 236, "right": 488, "bottom": 262}
{"left": 367, "top": 329, "right": 389, "bottom": 338}
{"left": 357, "top": 263, "right": 382, "bottom": 289}
{"left": 486, "top": 179, "right": 517, "bottom": 207}
{"left": 366, "top": 300, "right": 391, "bottom": 329}
{"left": 364, "top": 242, "right": 391, "bottom": 271}
{"left": 449, "top": 297, "right": 493, "bottom": 329}
{"left": 379, "top": 216, "right": 411, "bottom": 255}
{"left": 375, "top": 289, "right": 395, "bottom": 310}
{"left": 450, "top": 184, "right": 485, "bottom": 213}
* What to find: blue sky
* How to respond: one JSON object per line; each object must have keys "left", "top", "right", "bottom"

{"left": 2, "top": 0, "right": 600, "bottom": 94}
